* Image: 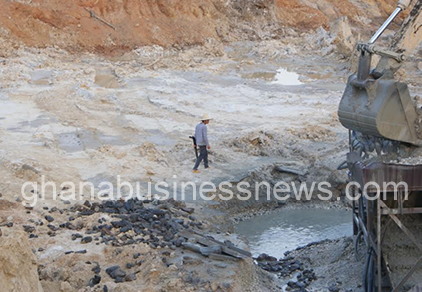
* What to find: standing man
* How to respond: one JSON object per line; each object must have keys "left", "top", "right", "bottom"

{"left": 193, "top": 114, "right": 212, "bottom": 173}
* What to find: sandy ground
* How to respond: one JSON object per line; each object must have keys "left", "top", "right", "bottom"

{"left": 0, "top": 37, "right": 356, "bottom": 204}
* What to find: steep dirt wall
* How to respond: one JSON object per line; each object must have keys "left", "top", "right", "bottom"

{"left": 0, "top": 0, "right": 399, "bottom": 54}
{"left": 274, "top": 0, "right": 397, "bottom": 29}
{"left": 0, "top": 230, "right": 44, "bottom": 292}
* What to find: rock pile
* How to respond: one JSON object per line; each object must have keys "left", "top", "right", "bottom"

{"left": 72, "top": 198, "right": 202, "bottom": 250}
{"left": 17, "top": 198, "right": 209, "bottom": 286}
{"left": 255, "top": 253, "right": 317, "bottom": 291}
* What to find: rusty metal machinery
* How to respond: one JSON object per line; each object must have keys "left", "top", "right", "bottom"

{"left": 338, "top": 0, "right": 422, "bottom": 291}
{"left": 349, "top": 159, "right": 422, "bottom": 291}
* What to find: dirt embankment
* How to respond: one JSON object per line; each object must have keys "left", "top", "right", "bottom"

{"left": 0, "top": 228, "right": 44, "bottom": 292}
{"left": 0, "top": 0, "right": 398, "bottom": 55}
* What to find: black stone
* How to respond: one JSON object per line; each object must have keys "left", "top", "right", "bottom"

{"left": 23, "top": 225, "right": 35, "bottom": 233}
{"left": 47, "top": 224, "right": 59, "bottom": 231}
{"left": 126, "top": 263, "right": 135, "bottom": 269}
{"left": 111, "top": 220, "right": 130, "bottom": 229}
{"left": 88, "top": 275, "right": 101, "bottom": 287}
{"left": 256, "top": 253, "right": 277, "bottom": 262}
{"left": 81, "top": 236, "right": 93, "bottom": 244}
{"left": 71, "top": 233, "right": 83, "bottom": 241}
{"left": 106, "top": 266, "right": 126, "bottom": 279}
{"left": 120, "top": 225, "right": 132, "bottom": 233}
{"left": 83, "top": 200, "right": 92, "bottom": 208}
{"left": 92, "top": 265, "right": 101, "bottom": 274}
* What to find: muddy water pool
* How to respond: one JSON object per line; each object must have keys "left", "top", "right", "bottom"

{"left": 235, "top": 208, "right": 352, "bottom": 258}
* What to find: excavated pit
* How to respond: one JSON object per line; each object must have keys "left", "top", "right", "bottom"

{"left": 0, "top": 5, "right": 421, "bottom": 290}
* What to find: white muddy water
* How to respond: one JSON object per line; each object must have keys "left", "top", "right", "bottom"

{"left": 235, "top": 208, "right": 352, "bottom": 259}
{"left": 272, "top": 68, "right": 303, "bottom": 85}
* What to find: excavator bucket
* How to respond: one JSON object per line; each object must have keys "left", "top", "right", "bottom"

{"left": 338, "top": 74, "right": 421, "bottom": 146}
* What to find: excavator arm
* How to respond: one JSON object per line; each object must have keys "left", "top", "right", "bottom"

{"left": 338, "top": 0, "right": 422, "bottom": 147}
{"left": 374, "top": 0, "right": 422, "bottom": 78}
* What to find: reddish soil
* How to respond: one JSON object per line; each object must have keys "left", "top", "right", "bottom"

{"left": 0, "top": 0, "right": 400, "bottom": 55}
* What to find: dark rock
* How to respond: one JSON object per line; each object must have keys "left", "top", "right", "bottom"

{"left": 81, "top": 236, "right": 93, "bottom": 244}
{"left": 289, "top": 263, "right": 302, "bottom": 272}
{"left": 301, "top": 269, "right": 317, "bottom": 281}
{"left": 133, "top": 253, "right": 141, "bottom": 259}
{"left": 124, "top": 200, "right": 135, "bottom": 211}
{"left": 44, "top": 215, "right": 54, "bottom": 223}
{"left": 199, "top": 245, "right": 222, "bottom": 256}
{"left": 111, "top": 220, "right": 130, "bottom": 229}
{"left": 120, "top": 225, "right": 132, "bottom": 233}
{"left": 75, "top": 250, "right": 87, "bottom": 254}
{"left": 125, "top": 273, "right": 137, "bottom": 282}
{"left": 174, "top": 219, "right": 184, "bottom": 225}
{"left": 49, "top": 207, "right": 58, "bottom": 213}
{"left": 106, "top": 266, "right": 126, "bottom": 279}
{"left": 256, "top": 253, "right": 277, "bottom": 262}
{"left": 288, "top": 281, "right": 305, "bottom": 289}
{"left": 23, "top": 225, "right": 35, "bottom": 233}
{"left": 92, "top": 265, "right": 101, "bottom": 274}
{"left": 83, "top": 200, "right": 92, "bottom": 208}
{"left": 175, "top": 238, "right": 185, "bottom": 247}
{"left": 47, "top": 224, "right": 59, "bottom": 231}
{"left": 71, "top": 233, "right": 83, "bottom": 241}
{"left": 181, "top": 207, "right": 194, "bottom": 214}
{"left": 88, "top": 275, "right": 101, "bottom": 287}
{"left": 126, "top": 263, "right": 135, "bottom": 269}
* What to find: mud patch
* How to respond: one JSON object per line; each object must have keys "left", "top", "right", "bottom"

{"left": 57, "top": 130, "right": 129, "bottom": 153}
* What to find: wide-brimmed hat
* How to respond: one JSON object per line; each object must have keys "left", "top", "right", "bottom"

{"left": 201, "top": 114, "right": 212, "bottom": 121}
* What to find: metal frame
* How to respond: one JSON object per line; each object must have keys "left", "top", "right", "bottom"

{"left": 351, "top": 162, "right": 422, "bottom": 292}
{"left": 378, "top": 199, "right": 422, "bottom": 292}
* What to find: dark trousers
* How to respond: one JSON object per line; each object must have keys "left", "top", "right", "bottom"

{"left": 193, "top": 146, "right": 209, "bottom": 170}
